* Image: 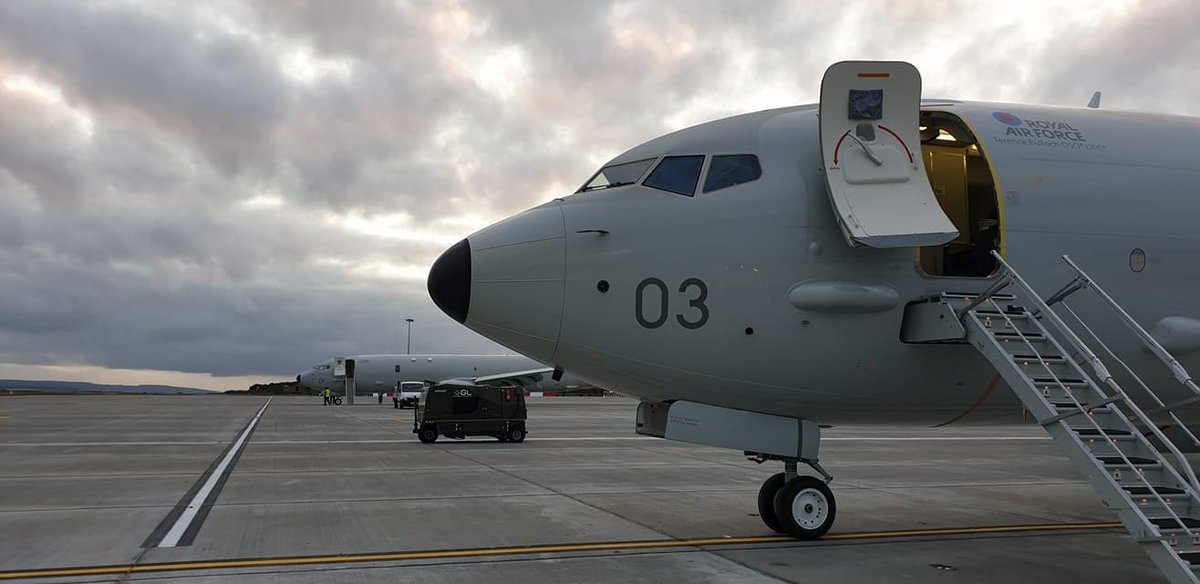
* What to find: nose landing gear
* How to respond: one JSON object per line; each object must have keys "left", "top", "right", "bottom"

{"left": 752, "top": 455, "right": 836, "bottom": 539}
{"left": 633, "top": 400, "right": 835, "bottom": 540}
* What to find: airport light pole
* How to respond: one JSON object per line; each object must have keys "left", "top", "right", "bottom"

{"left": 405, "top": 318, "right": 414, "bottom": 354}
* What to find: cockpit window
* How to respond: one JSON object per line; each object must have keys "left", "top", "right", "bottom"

{"left": 580, "top": 158, "right": 655, "bottom": 192}
{"left": 643, "top": 155, "right": 705, "bottom": 197}
{"left": 703, "top": 155, "right": 761, "bottom": 193}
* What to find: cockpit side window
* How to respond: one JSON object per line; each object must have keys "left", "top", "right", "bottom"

{"left": 703, "top": 155, "right": 761, "bottom": 193}
{"left": 579, "top": 158, "right": 656, "bottom": 192}
{"left": 643, "top": 155, "right": 705, "bottom": 197}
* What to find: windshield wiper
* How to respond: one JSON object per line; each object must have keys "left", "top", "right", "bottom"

{"left": 582, "top": 181, "right": 634, "bottom": 192}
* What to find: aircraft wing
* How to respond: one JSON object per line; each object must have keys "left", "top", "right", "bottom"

{"left": 432, "top": 377, "right": 475, "bottom": 385}
{"left": 472, "top": 367, "right": 554, "bottom": 387}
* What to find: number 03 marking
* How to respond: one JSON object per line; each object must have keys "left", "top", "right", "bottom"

{"left": 676, "top": 278, "right": 709, "bottom": 329}
{"left": 634, "top": 278, "right": 669, "bottom": 329}
{"left": 635, "top": 277, "right": 709, "bottom": 330}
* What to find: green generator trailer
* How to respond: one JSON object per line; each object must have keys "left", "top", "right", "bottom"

{"left": 413, "top": 383, "right": 527, "bottom": 443}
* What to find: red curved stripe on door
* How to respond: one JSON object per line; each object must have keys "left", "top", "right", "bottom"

{"left": 831, "top": 130, "right": 851, "bottom": 166}
{"left": 877, "top": 124, "right": 915, "bottom": 163}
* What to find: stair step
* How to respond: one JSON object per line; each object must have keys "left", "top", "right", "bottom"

{"left": 1151, "top": 517, "right": 1200, "bottom": 531}
{"left": 1033, "top": 379, "right": 1090, "bottom": 391}
{"left": 943, "top": 292, "right": 1015, "bottom": 301}
{"left": 993, "top": 331, "right": 1046, "bottom": 341}
{"left": 1013, "top": 354, "right": 1066, "bottom": 363}
{"left": 1130, "top": 486, "right": 1188, "bottom": 496}
{"left": 1051, "top": 402, "right": 1111, "bottom": 413}
{"left": 1098, "top": 456, "right": 1158, "bottom": 466}
{"left": 977, "top": 310, "right": 1030, "bottom": 319}
{"left": 1012, "top": 354, "right": 1060, "bottom": 364}
{"left": 1177, "top": 551, "right": 1200, "bottom": 565}
{"left": 1076, "top": 428, "right": 1133, "bottom": 436}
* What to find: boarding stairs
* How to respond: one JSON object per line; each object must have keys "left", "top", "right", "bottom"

{"left": 907, "top": 252, "right": 1200, "bottom": 584}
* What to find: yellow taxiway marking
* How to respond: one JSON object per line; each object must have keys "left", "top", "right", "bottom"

{"left": 0, "top": 521, "right": 1122, "bottom": 580}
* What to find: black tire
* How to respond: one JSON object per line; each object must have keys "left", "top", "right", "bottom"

{"left": 757, "top": 473, "right": 787, "bottom": 533}
{"left": 333, "top": 397, "right": 342, "bottom": 406}
{"left": 773, "top": 476, "right": 836, "bottom": 539}
{"left": 507, "top": 426, "right": 526, "bottom": 443}
{"left": 418, "top": 425, "right": 438, "bottom": 444}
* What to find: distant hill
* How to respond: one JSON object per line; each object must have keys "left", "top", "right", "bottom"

{"left": 0, "top": 379, "right": 213, "bottom": 395}
{"left": 227, "top": 381, "right": 310, "bottom": 395}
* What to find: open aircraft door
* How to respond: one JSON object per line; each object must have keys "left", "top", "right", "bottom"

{"left": 333, "top": 357, "right": 354, "bottom": 380}
{"left": 819, "top": 61, "right": 958, "bottom": 248}
{"left": 334, "top": 357, "right": 357, "bottom": 404}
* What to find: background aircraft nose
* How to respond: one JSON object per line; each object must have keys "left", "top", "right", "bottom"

{"left": 428, "top": 239, "right": 471, "bottom": 324}
{"left": 429, "top": 203, "right": 565, "bottom": 363}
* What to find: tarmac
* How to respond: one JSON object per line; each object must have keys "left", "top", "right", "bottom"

{"left": 0, "top": 394, "right": 1169, "bottom": 583}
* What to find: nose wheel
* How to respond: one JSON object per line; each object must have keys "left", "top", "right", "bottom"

{"left": 757, "top": 473, "right": 787, "bottom": 533}
{"left": 753, "top": 457, "right": 836, "bottom": 539}
{"left": 774, "top": 475, "right": 835, "bottom": 538}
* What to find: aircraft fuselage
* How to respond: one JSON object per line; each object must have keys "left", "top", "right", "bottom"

{"left": 430, "top": 100, "right": 1200, "bottom": 426}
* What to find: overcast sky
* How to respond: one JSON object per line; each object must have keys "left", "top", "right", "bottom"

{"left": 1, "top": 0, "right": 1196, "bottom": 390}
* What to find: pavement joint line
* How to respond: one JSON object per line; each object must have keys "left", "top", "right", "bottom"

{"left": 143, "top": 398, "right": 272, "bottom": 548}
{"left": 0, "top": 436, "right": 1051, "bottom": 447}
{"left": 0, "top": 481, "right": 1097, "bottom": 514}
{"left": 0, "top": 522, "right": 1124, "bottom": 581}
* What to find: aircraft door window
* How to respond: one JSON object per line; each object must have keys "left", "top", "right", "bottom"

{"left": 579, "top": 158, "right": 656, "bottom": 192}
{"left": 643, "top": 155, "right": 705, "bottom": 196}
{"left": 703, "top": 154, "right": 761, "bottom": 193}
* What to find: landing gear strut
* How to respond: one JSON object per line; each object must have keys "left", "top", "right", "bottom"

{"left": 750, "top": 454, "right": 836, "bottom": 539}
{"left": 633, "top": 399, "right": 835, "bottom": 539}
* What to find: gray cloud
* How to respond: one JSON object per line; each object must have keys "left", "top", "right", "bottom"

{"left": 0, "top": 90, "right": 89, "bottom": 207}
{"left": 0, "top": 0, "right": 289, "bottom": 173}
{"left": 1029, "top": 1, "right": 1200, "bottom": 113}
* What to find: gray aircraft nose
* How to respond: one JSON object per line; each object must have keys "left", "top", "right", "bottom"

{"left": 427, "top": 202, "right": 565, "bottom": 363}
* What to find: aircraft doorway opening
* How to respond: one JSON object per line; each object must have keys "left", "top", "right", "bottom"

{"left": 917, "top": 111, "right": 1002, "bottom": 278}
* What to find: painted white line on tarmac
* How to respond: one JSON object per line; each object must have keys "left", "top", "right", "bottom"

{"left": 158, "top": 398, "right": 272, "bottom": 548}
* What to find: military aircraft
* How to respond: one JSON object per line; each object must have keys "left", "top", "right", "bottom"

{"left": 427, "top": 61, "right": 1200, "bottom": 582}
{"left": 296, "top": 353, "right": 591, "bottom": 396}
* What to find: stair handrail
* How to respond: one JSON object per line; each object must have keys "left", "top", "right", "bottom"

{"left": 989, "top": 251, "right": 1200, "bottom": 495}
{"left": 1060, "top": 255, "right": 1200, "bottom": 398}
{"left": 1060, "top": 300, "right": 1200, "bottom": 451}
{"left": 977, "top": 296, "right": 1197, "bottom": 537}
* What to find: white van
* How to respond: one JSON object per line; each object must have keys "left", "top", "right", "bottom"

{"left": 396, "top": 381, "right": 426, "bottom": 408}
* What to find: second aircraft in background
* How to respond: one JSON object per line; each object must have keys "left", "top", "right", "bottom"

{"left": 296, "top": 353, "right": 595, "bottom": 396}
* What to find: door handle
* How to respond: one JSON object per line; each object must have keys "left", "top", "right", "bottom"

{"left": 576, "top": 229, "right": 609, "bottom": 235}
